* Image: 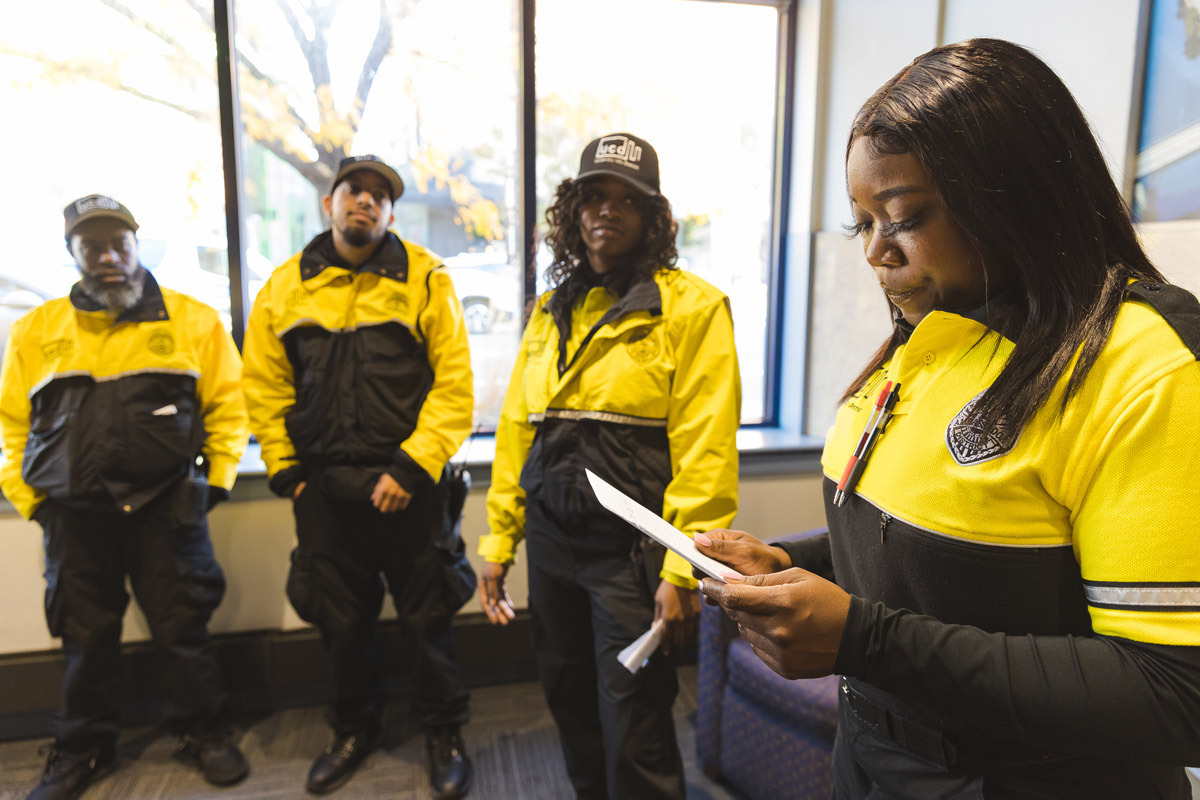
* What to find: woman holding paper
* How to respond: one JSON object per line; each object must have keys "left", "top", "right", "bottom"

{"left": 697, "top": 39, "right": 1200, "bottom": 798}
{"left": 478, "top": 133, "right": 741, "bottom": 800}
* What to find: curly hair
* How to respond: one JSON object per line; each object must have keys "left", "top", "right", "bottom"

{"left": 542, "top": 176, "right": 678, "bottom": 323}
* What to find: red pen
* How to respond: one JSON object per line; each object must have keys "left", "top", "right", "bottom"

{"left": 834, "top": 382, "right": 900, "bottom": 507}
{"left": 834, "top": 381, "right": 891, "bottom": 502}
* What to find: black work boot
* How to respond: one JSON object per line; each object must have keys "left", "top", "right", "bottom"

{"left": 26, "top": 740, "right": 117, "bottom": 800}
{"left": 175, "top": 729, "right": 250, "bottom": 786}
{"left": 426, "top": 726, "right": 473, "bottom": 799}
{"left": 305, "top": 727, "right": 381, "bottom": 795}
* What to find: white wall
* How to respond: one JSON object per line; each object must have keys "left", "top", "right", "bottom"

{"left": 0, "top": 472, "right": 828, "bottom": 656}
{"left": 813, "top": 0, "right": 1144, "bottom": 232}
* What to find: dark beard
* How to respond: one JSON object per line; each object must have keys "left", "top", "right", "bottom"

{"left": 80, "top": 269, "right": 145, "bottom": 313}
{"left": 342, "top": 226, "right": 375, "bottom": 248}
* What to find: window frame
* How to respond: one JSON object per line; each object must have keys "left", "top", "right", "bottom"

{"left": 215, "top": 0, "right": 802, "bottom": 433}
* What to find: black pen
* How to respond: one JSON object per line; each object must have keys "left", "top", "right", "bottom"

{"left": 834, "top": 382, "right": 900, "bottom": 507}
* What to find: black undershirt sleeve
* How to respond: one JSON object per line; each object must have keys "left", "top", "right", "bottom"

{"left": 775, "top": 532, "right": 835, "bottom": 582}
{"left": 835, "top": 596, "right": 1200, "bottom": 765}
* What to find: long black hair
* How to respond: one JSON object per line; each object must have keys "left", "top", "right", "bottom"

{"left": 542, "top": 176, "right": 678, "bottom": 326}
{"left": 842, "top": 38, "right": 1163, "bottom": 434}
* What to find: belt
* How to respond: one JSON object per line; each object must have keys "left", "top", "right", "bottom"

{"left": 840, "top": 677, "right": 955, "bottom": 768}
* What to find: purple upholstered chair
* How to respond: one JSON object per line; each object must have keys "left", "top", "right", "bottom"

{"left": 697, "top": 528, "right": 839, "bottom": 799}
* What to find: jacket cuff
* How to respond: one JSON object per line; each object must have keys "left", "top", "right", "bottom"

{"left": 661, "top": 550, "right": 699, "bottom": 590}
{"left": 478, "top": 532, "right": 518, "bottom": 565}
{"left": 206, "top": 456, "right": 239, "bottom": 492}
{"left": 387, "top": 448, "right": 430, "bottom": 494}
{"left": 268, "top": 463, "right": 308, "bottom": 499}
{"left": 833, "top": 593, "right": 878, "bottom": 679}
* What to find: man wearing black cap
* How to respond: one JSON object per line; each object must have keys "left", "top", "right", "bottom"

{"left": 0, "top": 195, "right": 251, "bottom": 799}
{"left": 243, "top": 155, "right": 475, "bottom": 798}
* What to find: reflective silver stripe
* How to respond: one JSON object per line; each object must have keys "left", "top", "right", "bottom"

{"left": 527, "top": 409, "right": 667, "bottom": 427}
{"left": 1085, "top": 585, "right": 1200, "bottom": 608}
{"left": 30, "top": 368, "right": 201, "bottom": 398}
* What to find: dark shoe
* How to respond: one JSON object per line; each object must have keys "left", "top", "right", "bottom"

{"left": 26, "top": 741, "right": 117, "bottom": 800}
{"left": 176, "top": 730, "right": 250, "bottom": 786}
{"left": 426, "top": 726, "right": 473, "bottom": 799}
{"left": 305, "top": 729, "right": 380, "bottom": 795}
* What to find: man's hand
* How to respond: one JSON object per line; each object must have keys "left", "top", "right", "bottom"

{"left": 479, "top": 562, "right": 516, "bottom": 625}
{"left": 371, "top": 473, "right": 412, "bottom": 513}
{"left": 654, "top": 579, "right": 701, "bottom": 655}
{"left": 693, "top": 529, "right": 792, "bottom": 577}
{"left": 700, "top": 568, "right": 850, "bottom": 680}
{"left": 292, "top": 481, "right": 307, "bottom": 501}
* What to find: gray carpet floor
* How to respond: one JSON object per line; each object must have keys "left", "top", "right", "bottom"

{"left": 0, "top": 665, "right": 743, "bottom": 800}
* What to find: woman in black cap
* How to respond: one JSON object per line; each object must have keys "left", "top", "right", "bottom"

{"left": 478, "top": 133, "right": 742, "bottom": 799}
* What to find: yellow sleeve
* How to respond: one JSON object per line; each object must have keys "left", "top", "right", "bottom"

{"left": 399, "top": 267, "right": 474, "bottom": 480}
{"left": 661, "top": 296, "right": 741, "bottom": 589}
{"left": 480, "top": 314, "right": 538, "bottom": 565}
{"left": 1071, "top": 361, "right": 1200, "bottom": 646}
{"left": 195, "top": 307, "right": 248, "bottom": 491}
{"left": 241, "top": 281, "right": 300, "bottom": 479}
{"left": 0, "top": 326, "right": 44, "bottom": 519}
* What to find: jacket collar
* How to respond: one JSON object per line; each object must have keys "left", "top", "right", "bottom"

{"left": 298, "top": 230, "right": 410, "bottom": 283}
{"left": 895, "top": 288, "right": 1017, "bottom": 343}
{"left": 69, "top": 268, "right": 169, "bottom": 324}
{"left": 552, "top": 271, "right": 664, "bottom": 377}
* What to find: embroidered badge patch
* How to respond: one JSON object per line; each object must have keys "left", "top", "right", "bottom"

{"left": 626, "top": 327, "right": 660, "bottom": 366}
{"left": 148, "top": 331, "right": 175, "bottom": 356}
{"left": 384, "top": 292, "right": 408, "bottom": 313}
{"left": 41, "top": 338, "right": 73, "bottom": 364}
{"left": 945, "top": 392, "right": 1018, "bottom": 465}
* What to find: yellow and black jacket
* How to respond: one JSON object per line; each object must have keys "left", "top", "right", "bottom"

{"left": 787, "top": 281, "right": 1200, "bottom": 784}
{"left": 0, "top": 272, "right": 247, "bottom": 520}
{"left": 482, "top": 268, "right": 740, "bottom": 589}
{"left": 242, "top": 231, "right": 472, "bottom": 498}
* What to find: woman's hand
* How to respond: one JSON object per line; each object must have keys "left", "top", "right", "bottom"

{"left": 700, "top": 568, "right": 850, "bottom": 680}
{"left": 654, "top": 579, "right": 701, "bottom": 654}
{"left": 478, "top": 562, "right": 516, "bottom": 625}
{"left": 693, "top": 529, "right": 792, "bottom": 577}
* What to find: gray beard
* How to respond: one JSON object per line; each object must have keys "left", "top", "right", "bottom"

{"left": 80, "top": 269, "right": 146, "bottom": 313}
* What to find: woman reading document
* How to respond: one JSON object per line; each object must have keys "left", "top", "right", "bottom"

{"left": 698, "top": 39, "right": 1200, "bottom": 798}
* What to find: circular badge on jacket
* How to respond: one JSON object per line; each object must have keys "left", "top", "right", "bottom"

{"left": 148, "top": 331, "right": 175, "bottom": 356}
{"left": 945, "top": 391, "right": 1017, "bottom": 465}
{"left": 626, "top": 327, "right": 660, "bottom": 366}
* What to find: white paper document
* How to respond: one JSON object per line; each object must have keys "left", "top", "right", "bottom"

{"left": 618, "top": 618, "right": 665, "bottom": 674}
{"left": 585, "top": 468, "right": 741, "bottom": 583}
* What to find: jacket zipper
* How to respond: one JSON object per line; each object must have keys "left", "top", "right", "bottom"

{"left": 880, "top": 512, "right": 891, "bottom": 544}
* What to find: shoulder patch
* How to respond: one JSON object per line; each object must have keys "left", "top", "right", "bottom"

{"left": 945, "top": 392, "right": 1019, "bottom": 466}
{"left": 1127, "top": 281, "right": 1200, "bottom": 360}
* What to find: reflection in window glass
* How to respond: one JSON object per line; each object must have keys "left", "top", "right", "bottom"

{"left": 234, "top": 0, "right": 522, "bottom": 430}
{"left": 536, "top": 0, "right": 779, "bottom": 423}
{"left": 1133, "top": 0, "right": 1200, "bottom": 222}
{"left": 0, "top": 0, "right": 227, "bottom": 357}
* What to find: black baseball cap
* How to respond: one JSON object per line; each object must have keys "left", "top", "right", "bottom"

{"left": 64, "top": 194, "right": 139, "bottom": 239}
{"left": 576, "top": 133, "right": 660, "bottom": 196}
{"left": 331, "top": 154, "right": 405, "bottom": 201}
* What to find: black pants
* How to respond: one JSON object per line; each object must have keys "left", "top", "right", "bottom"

{"left": 526, "top": 502, "right": 685, "bottom": 800}
{"left": 39, "top": 488, "right": 226, "bottom": 752}
{"left": 286, "top": 480, "right": 469, "bottom": 737}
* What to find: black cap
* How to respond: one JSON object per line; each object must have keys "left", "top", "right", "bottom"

{"left": 64, "top": 194, "right": 139, "bottom": 239}
{"left": 576, "top": 133, "right": 660, "bottom": 196}
{"left": 331, "top": 154, "right": 405, "bottom": 201}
